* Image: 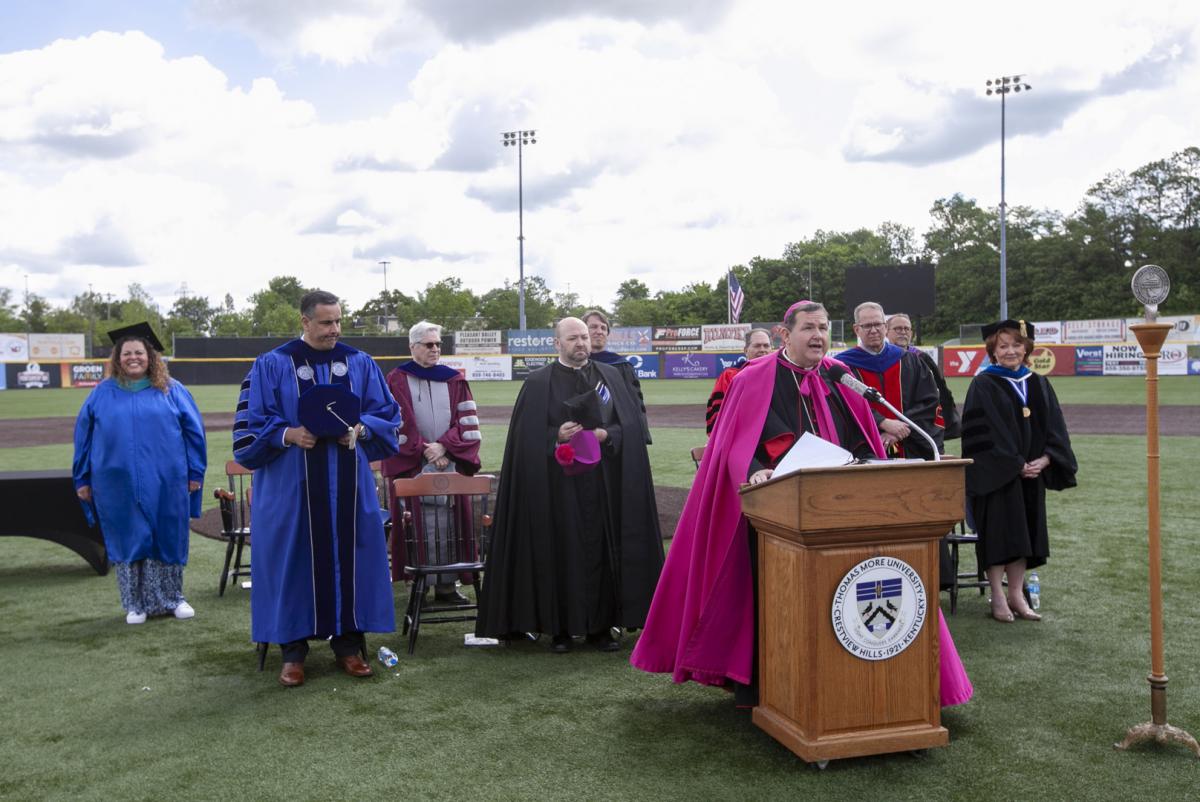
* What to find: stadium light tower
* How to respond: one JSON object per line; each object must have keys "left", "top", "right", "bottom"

{"left": 986, "top": 75, "right": 1032, "bottom": 321}
{"left": 502, "top": 129, "right": 536, "bottom": 331}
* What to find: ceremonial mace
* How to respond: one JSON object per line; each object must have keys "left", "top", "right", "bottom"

{"left": 1114, "top": 265, "right": 1199, "bottom": 758}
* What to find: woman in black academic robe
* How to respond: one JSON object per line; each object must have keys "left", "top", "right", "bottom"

{"left": 961, "top": 320, "right": 1077, "bottom": 623}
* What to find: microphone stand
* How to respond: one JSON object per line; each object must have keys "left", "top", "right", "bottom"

{"left": 855, "top": 387, "right": 941, "bottom": 462}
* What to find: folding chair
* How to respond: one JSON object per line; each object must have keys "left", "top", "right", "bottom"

{"left": 392, "top": 473, "right": 494, "bottom": 655}
{"left": 690, "top": 445, "right": 706, "bottom": 471}
{"left": 215, "top": 460, "right": 252, "bottom": 596}
{"left": 943, "top": 521, "right": 983, "bottom": 615}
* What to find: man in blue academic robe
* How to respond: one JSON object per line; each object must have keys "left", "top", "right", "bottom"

{"left": 234, "top": 290, "right": 401, "bottom": 687}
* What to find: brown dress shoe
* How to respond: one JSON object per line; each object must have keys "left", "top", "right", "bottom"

{"left": 279, "top": 662, "right": 305, "bottom": 687}
{"left": 336, "top": 654, "right": 374, "bottom": 678}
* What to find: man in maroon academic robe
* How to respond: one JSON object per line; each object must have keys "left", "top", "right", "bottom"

{"left": 705, "top": 327, "right": 773, "bottom": 434}
{"left": 837, "top": 302, "right": 942, "bottom": 459}
{"left": 381, "top": 320, "right": 482, "bottom": 598}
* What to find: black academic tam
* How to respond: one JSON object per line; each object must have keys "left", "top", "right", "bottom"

{"left": 476, "top": 360, "right": 664, "bottom": 638}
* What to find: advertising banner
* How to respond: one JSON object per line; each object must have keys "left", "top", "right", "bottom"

{"left": 511, "top": 355, "right": 555, "bottom": 380}
{"left": 1074, "top": 346, "right": 1104, "bottom": 376}
{"left": 624, "top": 353, "right": 660, "bottom": 380}
{"left": 506, "top": 329, "right": 556, "bottom": 355}
{"left": 608, "top": 326, "right": 654, "bottom": 353}
{"left": 7, "top": 361, "right": 62, "bottom": 389}
{"left": 1102, "top": 344, "right": 1145, "bottom": 375}
{"left": 1160, "top": 344, "right": 1189, "bottom": 375}
{"left": 1123, "top": 315, "right": 1200, "bottom": 343}
{"left": 1028, "top": 345, "right": 1076, "bottom": 377}
{"left": 713, "top": 353, "right": 745, "bottom": 372}
{"left": 1032, "top": 321, "right": 1063, "bottom": 344}
{"left": 63, "top": 362, "right": 107, "bottom": 387}
{"left": 1189, "top": 345, "right": 1200, "bottom": 375}
{"left": 454, "top": 330, "right": 503, "bottom": 354}
{"left": 701, "top": 324, "right": 750, "bottom": 352}
{"left": 663, "top": 352, "right": 721, "bottom": 379}
{"left": 437, "top": 355, "right": 511, "bottom": 381}
{"left": 1063, "top": 319, "right": 1125, "bottom": 343}
{"left": 30, "top": 333, "right": 86, "bottom": 359}
{"left": 0, "top": 332, "right": 29, "bottom": 361}
{"left": 652, "top": 325, "right": 702, "bottom": 352}
{"left": 941, "top": 347, "right": 988, "bottom": 377}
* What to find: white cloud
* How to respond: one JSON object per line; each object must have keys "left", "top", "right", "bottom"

{"left": 2, "top": 3, "right": 1198, "bottom": 317}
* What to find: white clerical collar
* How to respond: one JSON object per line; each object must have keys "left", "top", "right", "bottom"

{"left": 557, "top": 358, "right": 589, "bottom": 370}
{"left": 781, "top": 350, "right": 822, "bottom": 371}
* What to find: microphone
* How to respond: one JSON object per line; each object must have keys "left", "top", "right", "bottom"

{"left": 824, "top": 362, "right": 881, "bottom": 402}
{"left": 823, "top": 362, "right": 941, "bottom": 462}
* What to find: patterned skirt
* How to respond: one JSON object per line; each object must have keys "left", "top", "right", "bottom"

{"left": 114, "top": 559, "right": 185, "bottom": 616}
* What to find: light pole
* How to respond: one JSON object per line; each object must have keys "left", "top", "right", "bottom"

{"left": 502, "top": 129, "right": 537, "bottom": 331}
{"left": 379, "top": 260, "right": 390, "bottom": 294}
{"left": 986, "top": 75, "right": 1031, "bottom": 321}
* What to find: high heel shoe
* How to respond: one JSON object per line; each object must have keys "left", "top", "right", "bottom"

{"left": 1012, "top": 606, "right": 1042, "bottom": 621}
{"left": 989, "top": 600, "right": 1014, "bottom": 623}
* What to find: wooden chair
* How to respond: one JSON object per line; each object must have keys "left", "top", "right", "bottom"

{"left": 690, "top": 445, "right": 706, "bottom": 471}
{"left": 392, "top": 473, "right": 494, "bottom": 655}
{"left": 214, "top": 460, "right": 253, "bottom": 596}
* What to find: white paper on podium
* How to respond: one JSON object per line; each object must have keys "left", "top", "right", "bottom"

{"left": 772, "top": 432, "right": 854, "bottom": 478}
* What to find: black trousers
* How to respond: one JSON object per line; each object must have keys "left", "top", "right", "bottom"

{"left": 280, "top": 632, "right": 365, "bottom": 663}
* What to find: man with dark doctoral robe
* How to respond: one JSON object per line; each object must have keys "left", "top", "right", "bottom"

{"left": 887, "top": 312, "right": 960, "bottom": 440}
{"left": 705, "top": 327, "right": 773, "bottom": 434}
{"left": 583, "top": 309, "right": 650, "bottom": 443}
{"left": 234, "top": 290, "right": 402, "bottom": 687}
{"left": 631, "top": 300, "right": 973, "bottom": 708}
{"left": 885, "top": 311, "right": 962, "bottom": 590}
{"left": 477, "top": 317, "right": 663, "bottom": 653}
{"left": 381, "top": 319, "right": 482, "bottom": 599}
{"left": 837, "top": 302, "right": 943, "bottom": 459}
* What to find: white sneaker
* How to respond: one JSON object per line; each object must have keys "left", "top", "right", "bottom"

{"left": 126, "top": 611, "right": 147, "bottom": 625}
{"left": 173, "top": 601, "right": 195, "bottom": 620}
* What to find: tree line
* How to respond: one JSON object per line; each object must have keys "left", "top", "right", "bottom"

{"left": 3, "top": 147, "right": 1195, "bottom": 350}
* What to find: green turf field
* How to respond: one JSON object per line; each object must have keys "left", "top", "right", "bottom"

{"left": 1, "top": 433, "right": 1196, "bottom": 800}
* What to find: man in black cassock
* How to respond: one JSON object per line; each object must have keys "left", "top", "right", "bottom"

{"left": 583, "top": 309, "right": 651, "bottom": 442}
{"left": 477, "top": 317, "right": 663, "bottom": 652}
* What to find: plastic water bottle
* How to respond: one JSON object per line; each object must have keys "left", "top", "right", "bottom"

{"left": 377, "top": 646, "right": 399, "bottom": 667}
{"left": 1027, "top": 571, "right": 1041, "bottom": 610}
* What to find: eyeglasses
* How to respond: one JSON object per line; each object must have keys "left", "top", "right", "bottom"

{"left": 857, "top": 322, "right": 886, "bottom": 331}
{"left": 889, "top": 326, "right": 912, "bottom": 333}
{"left": 417, "top": 341, "right": 442, "bottom": 349}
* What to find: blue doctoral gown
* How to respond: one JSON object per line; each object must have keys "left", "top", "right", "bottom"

{"left": 72, "top": 379, "right": 207, "bottom": 564}
{"left": 234, "top": 339, "right": 401, "bottom": 644}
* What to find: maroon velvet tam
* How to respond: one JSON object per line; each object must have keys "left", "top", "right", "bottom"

{"left": 555, "top": 429, "right": 601, "bottom": 476}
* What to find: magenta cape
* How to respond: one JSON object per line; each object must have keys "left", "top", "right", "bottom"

{"left": 630, "top": 352, "right": 973, "bottom": 707}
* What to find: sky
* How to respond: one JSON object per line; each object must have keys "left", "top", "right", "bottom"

{"left": 1, "top": 0, "right": 1197, "bottom": 316}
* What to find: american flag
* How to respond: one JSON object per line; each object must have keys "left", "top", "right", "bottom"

{"left": 728, "top": 272, "right": 745, "bottom": 324}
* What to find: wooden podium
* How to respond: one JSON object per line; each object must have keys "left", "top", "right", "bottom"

{"left": 739, "top": 459, "right": 969, "bottom": 764}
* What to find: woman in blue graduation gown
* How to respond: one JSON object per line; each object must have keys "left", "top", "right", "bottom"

{"left": 73, "top": 325, "right": 207, "bottom": 624}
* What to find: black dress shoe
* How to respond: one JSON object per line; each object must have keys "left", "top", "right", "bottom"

{"left": 434, "top": 588, "right": 471, "bottom": 605}
{"left": 586, "top": 631, "right": 620, "bottom": 652}
{"left": 550, "top": 635, "right": 573, "bottom": 654}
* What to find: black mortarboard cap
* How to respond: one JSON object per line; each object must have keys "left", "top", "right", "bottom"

{"left": 107, "top": 321, "right": 165, "bottom": 352}
{"left": 564, "top": 390, "right": 603, "bottom": 430}
{"left": 981, "top": 319, "right": 1034, "bottom": 343}
{"left": 298, "top": 384, "right": 362, "bottom": 437}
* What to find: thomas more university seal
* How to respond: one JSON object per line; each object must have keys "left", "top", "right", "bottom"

{"left": 831, "top": 556, "right": 927, "bottom": 661}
